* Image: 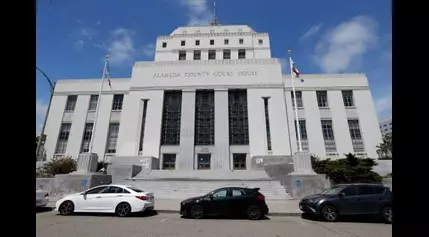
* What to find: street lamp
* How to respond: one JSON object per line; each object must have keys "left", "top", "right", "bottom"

{"left": 36, "top": 66, "right": 55, "bottom": 161}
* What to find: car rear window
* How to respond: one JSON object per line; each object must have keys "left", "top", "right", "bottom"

{"left": 127, "top": 187, "right": 144, "bottom": 193}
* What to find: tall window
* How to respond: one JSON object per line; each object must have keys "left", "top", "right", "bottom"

{"left": 263, "top": 97, "right": 272, "bottom": 151}
{"left": 160, "top": 91, "right": 182, "bottom": 145}
{"left": 138, "top": 100, "right": 149, "bottom": 152}
{"left": 224, "top": 39, "right": 229, "bottom": 45}
{"left": 180, "top": 40, "right": 185, "bottom": 46}
{"left": 239, "top": 38, "right": 244, "bottom": 44}
{"left": 342, "top": 90, "right": 355, "bottom": 107}
{"left": 55, "top": 123, "right": 71, "bottom": 154}
{"left": 105, "top": 123, "right": 120, "bottom": 154}
{"left": 112, "top": 94, "right": 124, "bottom": 111}
{"left": 321, "top": 120, "right": 336, "bottom": 152}
{"left": 193, "top": 50, "right": 201, "bottom": 60}
{"left": 162, "top": 154, "right": 176, "bottom": 170}
{"left": 228, "top": 90, "right": 249, "bottom": 145}
{"left": 223, "top": 49, "right": 231, "bottom": 59}
{"left": 179, "top": 51, "right": 186, "bottom": 60}
{"left": 80, "top": 123, "right": 94, "bottom": 153}
{"left": 316, "top": 91, "right": 329, "bottom": 108}
{"left": 208, "top": 50, "right": 216, "bottom": 60}
{"left": 291, "top": 91, "right": 303, "bottom": 108}
{"left": 195, "top": 40, "right": 200, "bottom": 46}
{"left": 194, "top": 90, "right": 215, "bottom": 145}
{"left": 88, "top": 95, "right": 98, "bottom": 111}
{"left": 210, "top": 39, "right": 214, "bottom": 45}
{"left": 294, "top": 120, "right": 309, "bottom": 151}
{"left": 348, "top": 119, "right": 365, "bottom": 152}
{"left": 162, "top": 42, "right": 167, "bottom": 48}
{"left": 238, "top": 49, "right": 246, "bottom": 59}
{"left": 65, "top": 95, "right": 77, "bottom": 112}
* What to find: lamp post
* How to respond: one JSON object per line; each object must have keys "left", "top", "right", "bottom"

{"left": 36, "top": 66, "right": 55, "bottom": 161}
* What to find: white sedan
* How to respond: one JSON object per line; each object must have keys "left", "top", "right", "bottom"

{"left": 55, "top": 184, "right": 155, "bottom": 217}
{"left": 35, "top": 188, "right": 49, "bottom": 207}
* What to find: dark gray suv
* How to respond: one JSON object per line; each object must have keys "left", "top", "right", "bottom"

{"left": 299, "top": 183, "right": 392, "bottom": 223}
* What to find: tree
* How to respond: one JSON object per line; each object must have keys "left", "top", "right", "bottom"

{"left": 311, "top": 153, "right": 382, "bottom": 184}
{"left": 36, "top": 156, "right": 77, "bottom": 178}
{"left": 376, "top": 134, "right": 392, "bottom": 158}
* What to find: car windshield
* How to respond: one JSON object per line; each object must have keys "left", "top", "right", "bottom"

{"left": 320, "top": 186, "right": 346, "bottom": 195}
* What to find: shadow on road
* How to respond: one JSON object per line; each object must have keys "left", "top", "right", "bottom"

{"left": 181, "top": 214, "right": 270, "bottom": 221}
{"left": 301, "top": 213, "right": 390, "bottom": 224}
{"left": 55, "top": 210, "right": 159, "bottom": 218}
{"left": 35, "top": 206, "right": 54, "bottom": 213}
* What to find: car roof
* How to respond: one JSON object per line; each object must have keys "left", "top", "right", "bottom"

{"left": 336, "top": 183, "right": 384, "bottom": 187}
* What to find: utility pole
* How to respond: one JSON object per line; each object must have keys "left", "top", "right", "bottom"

{"left": 36, "top": 66, "right": 55, "bottom": 161}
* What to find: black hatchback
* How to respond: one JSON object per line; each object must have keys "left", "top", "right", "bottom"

{"left": 180, "top": 187, "right": 269, "bottom": 220}
{"left": 299, "top": 183, "right": 392, "bottom": 223}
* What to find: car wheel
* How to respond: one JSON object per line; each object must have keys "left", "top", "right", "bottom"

{"left": 59, "top": 201, "right": 75, "bottom": 216}
{"left": 115, "top": 202, "right": 132, "bottom": 217}
{"left": 247, "top": 205, "right": 262, "bottom": 220}
{"left": 189, "top": 205, "right": 204, "bottom": 219}
{"left": 381, "top": 206, "right": 392, "bottom": 224}
{"left": 320, "top": 205, "right": 338, "bottom": 222}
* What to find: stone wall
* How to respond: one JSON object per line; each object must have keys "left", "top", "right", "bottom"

{"left": 373, "top": 160, "right": 392, "bottom": 176}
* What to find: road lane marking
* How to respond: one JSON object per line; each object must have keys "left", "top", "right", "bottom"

{"left": 160, "top": 218, "right": 168, "bottom": 223}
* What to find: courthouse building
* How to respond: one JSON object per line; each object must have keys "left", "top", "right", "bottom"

{"left": 43, "top": 22, "right": 382, "bottom": 171}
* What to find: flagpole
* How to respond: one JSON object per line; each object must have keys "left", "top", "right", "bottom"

{"left": 88, "top": 55, "right": 109, "bottom": 154}
{"left": 288, "top": 50, "right": 303, "bottom": 152}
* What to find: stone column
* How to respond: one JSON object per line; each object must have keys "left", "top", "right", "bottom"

{"left": 290, "top": 151, "right": 317, "bottom": 175}
{"left": 214, "top": 89, "right": 230, "bottom": 170}
{"left": 72, "top": 153, "right": 99, "bottom": 174}
{"left": 178, "top": 89, "right": 196, "bottom": 170}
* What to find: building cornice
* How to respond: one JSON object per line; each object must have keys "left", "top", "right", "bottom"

{"left": 53, "top": 90, "right": 130, "bottom": 96}
{"left": 128, "top": 85, "right": 370, "bottom": 92}
{"left": 156, "top": 46, "right": 271, "bottom": 53}
{"left": 134, "top": 58, "right": 279, "bottom": 68}
{"left": 282, "top": 73, "right": 367, "bottom": 79}
{"left": 157, "top": 32, "right": 268, "bottom": 40}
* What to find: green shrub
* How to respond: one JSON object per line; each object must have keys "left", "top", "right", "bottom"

{"left": 311, "top": 153, "right": 382, "bottom": 184}
{"left": 97, "top": 161, "right": 108, "bottom": 173}
{"left": 36, "top": 156, "right": 77, "bottom": 178}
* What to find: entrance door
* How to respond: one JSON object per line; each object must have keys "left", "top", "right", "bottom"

{"left": 197, "top": 154, "right": 211, "bottom": 170}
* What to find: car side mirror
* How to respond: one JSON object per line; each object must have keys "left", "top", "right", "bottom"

{"left": 81, "top": 191, "right": 87, "bottom": 195}
{"left": 338, "top": 193, "right": 345, "bottom": 197}
{"left": 209, "top": 194, "right": 213, "bottom": 200}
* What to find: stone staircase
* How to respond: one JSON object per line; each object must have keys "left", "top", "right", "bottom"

{"left": 117, "top": 170, "right": 292, "bottom": 200}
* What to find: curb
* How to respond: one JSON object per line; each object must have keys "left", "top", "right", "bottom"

{"left": 154, "top": 209, "right": 302, "bottom": 217}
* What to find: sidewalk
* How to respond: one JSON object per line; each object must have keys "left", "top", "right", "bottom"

{"left": 47, "top": 198, "right": 302, "bottom": 216}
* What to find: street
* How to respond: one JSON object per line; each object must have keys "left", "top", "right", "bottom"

{"left": 36, "top": 209, "right": 392, "bottom": 237}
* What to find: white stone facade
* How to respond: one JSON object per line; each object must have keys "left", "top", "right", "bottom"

{"left": 379, "top": 118, "right": 392, "bottom": 137}
{"left": 43, "top": 24, "right": 382, "bottom": 169}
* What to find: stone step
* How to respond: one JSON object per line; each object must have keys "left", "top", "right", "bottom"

{"left": 118, "top": 179, "right": 292, "bottom": 200}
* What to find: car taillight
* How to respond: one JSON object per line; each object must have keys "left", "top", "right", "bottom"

{"left": 136, "top": 196, "right": 148, "bottom": 201}
{"left": 256, "top": 195, "right": 265, "bottom": 200}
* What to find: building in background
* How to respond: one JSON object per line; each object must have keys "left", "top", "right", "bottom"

{"left": 379, "top": 118, "right": 392, "bottom": 137}
{"left": 43, "top": 23, "right": 383, "bottom": 170}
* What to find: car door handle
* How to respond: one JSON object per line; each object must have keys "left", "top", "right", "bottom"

{"left": 96, "top": 196, "right": 102, "bottom": 198}
{"left": 116, "top": 195, "right": 123, "bottom": 197}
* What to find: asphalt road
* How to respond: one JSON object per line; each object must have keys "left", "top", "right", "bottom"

{"left": 36, "top": 208, "right": 392, "bottom": 237}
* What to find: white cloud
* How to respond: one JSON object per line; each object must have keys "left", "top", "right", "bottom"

{"left": 104, "top": 28, "right": 137, "bottom": 66}
{"left": 79, "top": 28, "right": 97, "bottom": 40}
{"left": 299, "top": 24, "right": 323, "bottom": 41}
{"left": 181, "top": 0, "right": 212, "bottom": 26}
{"left": 73, "top": 39, "right": 84, "bottom": 49}
{"left": 314, "top": 16, "right": 378, "bottom": 73}
{"left": 36, "top": 100, "right": 48, "bottom": 134}
{"left": 375, "top": 87, "right": 392, "bottom": 120}
{"left": 142, "top": 43, "right": 155, "bottom": 57}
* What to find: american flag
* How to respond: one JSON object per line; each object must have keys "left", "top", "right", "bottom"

{"left": 105, "top": 61, "right": 112, "bottom": 88}
{"left": 290, "top": 58, "right": 304, "bottom": 83}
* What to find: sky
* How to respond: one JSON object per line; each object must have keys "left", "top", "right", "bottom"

{"left": 36, "top": 0, "right": 392, "bottom": 134}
